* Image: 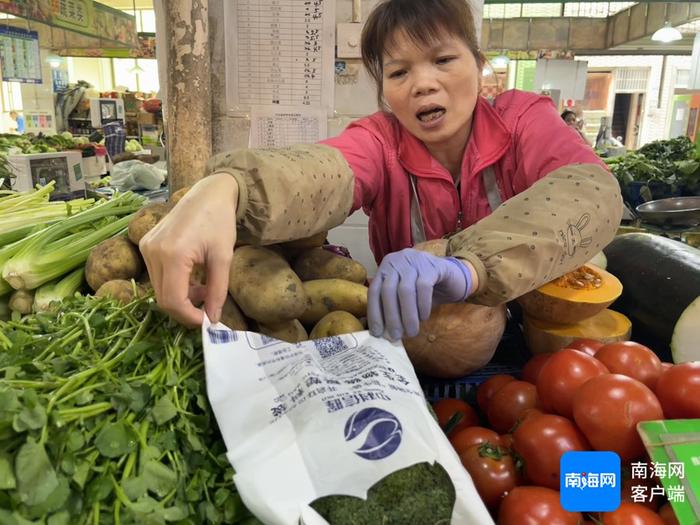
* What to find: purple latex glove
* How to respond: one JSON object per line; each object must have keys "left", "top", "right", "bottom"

{"left": 368, "top": 248, "right": 473, "bottom": 341}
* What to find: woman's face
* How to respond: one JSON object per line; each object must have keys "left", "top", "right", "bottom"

{"left": 382, "top": 29, "right": 480, "bottom": 154}
{"left": 564, "top": 113, "right": 577, "bottom": 126}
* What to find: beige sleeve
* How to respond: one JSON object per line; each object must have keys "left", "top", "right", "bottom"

{"left": 206, "top": 144, "right": 355, "bottom": 245}
{"left": 447, "top": 163, "right": 623, "bottom": 306}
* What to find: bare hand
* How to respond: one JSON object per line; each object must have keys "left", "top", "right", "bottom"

{"left": 140, "top": 173, "right": 238, "bottom": 326}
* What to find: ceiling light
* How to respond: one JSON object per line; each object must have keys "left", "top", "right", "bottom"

{"left": 651, "top": 22, "right": 682, "bottom": 43}
{"left": 492, "top": 54, "right": 510, "bottom": 69}
{"left": 47, "top": 56, "right": 62, "bottom": 69}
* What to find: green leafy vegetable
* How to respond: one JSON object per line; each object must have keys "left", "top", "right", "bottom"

{"left": 0, "top": 293, "right": 255, "bottom": 524}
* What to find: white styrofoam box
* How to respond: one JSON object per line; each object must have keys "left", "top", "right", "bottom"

{"left": 9, "top": 151, "right": 85, "bottom": 195}
{"left": 336, "top": 22, "right": 363, "bottom": 59}
{"left": 327, "top": 209, "right": 377, "bottom": 278}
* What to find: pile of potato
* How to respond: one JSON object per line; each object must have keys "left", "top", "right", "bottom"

{"left": 84, "top": 187, "right": 370, "bottom": 342}
{"left": 227, "top": 241, "right": 368, "bottom": 342}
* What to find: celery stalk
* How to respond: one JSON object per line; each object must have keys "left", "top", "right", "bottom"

{"left": 2, "top": 192, "right": 145, "bottom": 290}
{"left": 0, "top": 180, "right": 54, "bottom": 213}
{"left": 34, "top": 267, "right": 85, "bottom": 312}
{"left": 0, "top": 200, "right": 94, "bottom": 246}
{"left": 9, "top": 289, "right": 34, "bottom": 314}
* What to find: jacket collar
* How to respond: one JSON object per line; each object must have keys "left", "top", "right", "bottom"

{"left": 396, "top": 96, "right": 512, "bottom": 180}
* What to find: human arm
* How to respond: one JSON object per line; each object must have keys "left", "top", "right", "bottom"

{"left": 448, "top": 98, "right": 623, "bottom": 305}
{"left": 140, "top": 137, "right": 379, "bottom": 326}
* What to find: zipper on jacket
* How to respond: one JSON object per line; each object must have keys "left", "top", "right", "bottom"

{"left": 455, "top": 179, "right": 463, "bottom": 232}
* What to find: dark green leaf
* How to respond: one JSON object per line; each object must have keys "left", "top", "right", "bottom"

{"left": 84, "top": 474, "right": 112, "bottom": 505}
{"left": 23, "top": 476, "right": 70, "bottom": 519}
{"left": 71, "top": 460, "right": 90, "bottom": 489}
{"left": 152, "top": 395, "right": 177, "bottom": 426}
{"left": 143, "top": 460, "right": 177, "bottom": 498}
{"left": 13, "top": 390, "right": 47, "bottom": 433}
{"left": 47, "top": 510, "right": 71, "bottom": 525}
{"left": 162, "top": 504, "right": 189, "bottom": 521}
{"left": 151, "top": 430, "right": 177, "bottom": 452}
{"left": 0, "top": 452, "right": 16, "bottom": 489}
{"left": 95, "top": 421, "right": 137, "bottom": 458}
{"left": 65, "top": 430, "right": 85, "bottom": 452}
{"left": 15, "top": 440, "right": 59, "bottom": 506}
{"left": 122, "top": 476, "right": 147, "bottom": 501}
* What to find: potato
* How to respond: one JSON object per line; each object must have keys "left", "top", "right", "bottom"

{"left": 309, "top": 311, "right": 364, "bottom": 339}
{"left": 293, "top": 247, "right": 367, "bottom": 283}
{"left": 169, "top": 185, "right": 192, "bottom": 205}
{"left": 86, "top": 237, "right": 143, "bottom": 292}
{"left": 414, "top": 238, "right": 448, "bottom": 257}
{"left": 127, "top": 202, "right": 171, "bottom": 245}
{"left": 258, "top": 319, "right": 308, "bottom": 343}
{"left": 300, "top": 279, "right": 368, "bottom": 325}
{"left": 220, "top": 295, "right": 247, "bottom": 331}
{"left": 95, "top": 279, "right": 146, "bottom": 304}
{"left": 229, "top": 246, "right": 307, "bottom": 324}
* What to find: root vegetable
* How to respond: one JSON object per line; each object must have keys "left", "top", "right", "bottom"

{"left": 86, "top": 237, "right": 143, "bottom": 292}
{"left": 127, "top": 202, "right": 171, "bottom": 245}
{"left": 95, "top": 279, "right": 146, "bottom": 304}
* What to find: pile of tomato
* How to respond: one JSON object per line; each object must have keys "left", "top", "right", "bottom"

{"left": 432, "top": 339, "right": 700, "bottom": 525}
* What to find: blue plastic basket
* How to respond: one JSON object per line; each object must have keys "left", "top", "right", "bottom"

{"left": 419, "top": 308, "right": 532, "bottom": 403}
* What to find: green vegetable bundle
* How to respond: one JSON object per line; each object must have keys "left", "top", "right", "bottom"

{"left": 0, "top": 293, "right": 260, "bottom": 525}
{"left": 604, "top": 136, "right": 700, "bottom": 205}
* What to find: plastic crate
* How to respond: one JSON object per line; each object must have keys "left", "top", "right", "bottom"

{"left": 420, "top": 307, "right": 532, "bottom": 403}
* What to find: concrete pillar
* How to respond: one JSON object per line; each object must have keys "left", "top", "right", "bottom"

{"left": 163, "top": 0, "right": 211, "bottom": 192}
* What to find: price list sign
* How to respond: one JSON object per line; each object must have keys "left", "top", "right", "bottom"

{"left": 0, "top": 27, "right": 42, "bottom": 84}
{"left": 226, "top": 0, "right": 335, "bottom": 113}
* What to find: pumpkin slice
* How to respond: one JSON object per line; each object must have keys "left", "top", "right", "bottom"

{"left": 523, "top": 308, "right": 632, "bottom": 354}
{"left": 518, "top": 264, "right": 622, "bottom": 325}
{"left": 402, "top": 302, "right": 507, "bottom": 379}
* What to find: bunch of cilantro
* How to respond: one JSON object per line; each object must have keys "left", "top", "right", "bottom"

{"left": 0, "top": 293, "right": 261, "bottom": 525}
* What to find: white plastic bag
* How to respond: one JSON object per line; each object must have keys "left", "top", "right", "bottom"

{"left": 202, "top": 318, "right": 494, "bottom": 525}
{"left": 110, "top": 159, "right": 166, "bottom": 191}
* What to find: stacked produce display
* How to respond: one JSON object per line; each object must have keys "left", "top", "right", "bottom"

{"left": 1, "top": 181, "right": 698, "bottom": 524}
{"left": 605, "top": 136, "right": 700, "bottom": 206}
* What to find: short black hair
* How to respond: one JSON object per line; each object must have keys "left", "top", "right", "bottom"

{"left": 361, "top": 0, "right": 482, "bottom": 109}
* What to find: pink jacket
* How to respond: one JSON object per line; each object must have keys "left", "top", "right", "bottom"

{"left": 322, "top": 90, "right": 608, "bottom": 263}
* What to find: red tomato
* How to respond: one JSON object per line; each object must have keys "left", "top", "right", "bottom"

{"left": 498, "top": 486, "right": 582, "bottom": 525}
{"left": 500, "top": 433, "right": 514, "bottom": 451}
{"left": 476, "top": 374, "right": 515, "bottom": 413}
{"left": 432, "top": 398, "right": 479, "bottom": 435}
{"left": 573, "top": 374, "right": 664, "bottom": 461}
{"left": 536, "top": 349, "right": 609, "bottom": 418}
{"left": 513, "top": 413, "right": 589, "bottom": 489}
{"left": 566, "top": 338, "right": 605, "bottom": 356}
{"left": 602, "top": 502, "right": 665, "bottom": 525}
{"left": 487, "top": 380, "right": 540, "bottom": 433}
{"left": 449, "top": 426, "right": 501, "bottom": 456}
{"left": 522, "top": 353, "right": 553, "bottom": 384}
{"left": 459, "top": 443, "right": 519, "bottom": 511}
{"left": 658, "top": 503, "right": 680, "bottom": 525}
{"left": 654, "top": 362, "right": 700, "bottom": 419}
{"left": 595, "top": 341, "right": 663, "bottom": 390}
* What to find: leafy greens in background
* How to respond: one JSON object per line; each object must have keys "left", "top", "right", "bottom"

{"left": 604, "top": 136, "right": 700, "bottom": 203}
{"left": 0, "top": 293, "right": 263, "bottom": 525}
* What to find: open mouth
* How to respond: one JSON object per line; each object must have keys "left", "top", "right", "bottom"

{"left": 416, "top": 105, "right": 446, "bottom": 122}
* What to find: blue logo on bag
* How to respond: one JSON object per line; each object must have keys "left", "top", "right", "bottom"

{"left": 344, "top": 407, "right": 402, "bottom": 460}
{"left": 560, "top": 451, "right": 621, "bottom": 512}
